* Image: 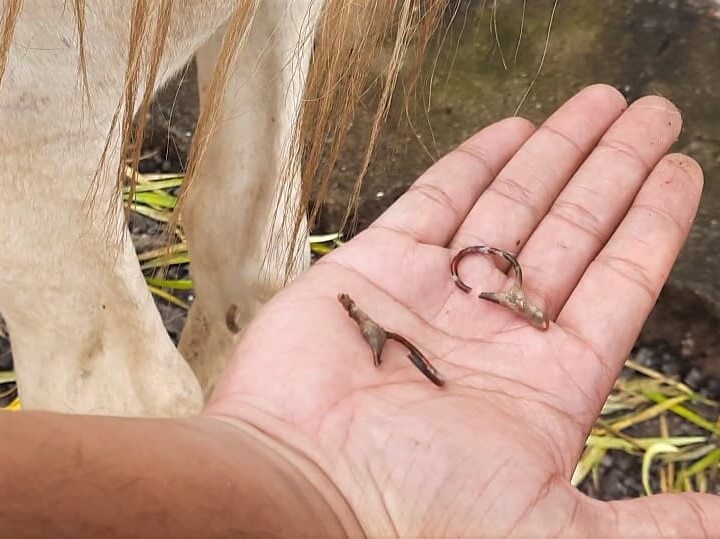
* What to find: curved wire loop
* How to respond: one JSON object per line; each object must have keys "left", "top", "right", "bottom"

{"left": 450, "top": 245, "right": 549, "bottom": 330}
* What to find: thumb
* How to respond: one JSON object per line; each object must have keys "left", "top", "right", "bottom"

{"left": 591, "top": 492, "right": 716, "bottom": 537}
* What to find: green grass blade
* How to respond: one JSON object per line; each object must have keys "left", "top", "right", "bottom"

{"left": 675, "top": 448, "right": 720, "bottom": 489}
{"left": 132, "top": 169, "right": 183, "bottom": 182}
{"left": 2, "top": 397, "right": 20, "bottom": 410}
{"left": 663, "top": 443, "right": 717, "bottom": 464}
{"left": 133, "top": 191, "right": 177, "bottom": 209}
{"left": 642, "top": 443, "right": 679, "bottom": 496}
{"left": 130, "top": 204, "right": 170, "bottom": 222}
{"left": 572, "top": 446, "right": 607, "bottom": 486}
{"left": 309, "top": 233, "right": 341, "bottom": 243}
{"left": 311, "top": 243, "right": 334, "bottom": 255}
{"left": 604, "top": 395, "right": 690, "bottom": 433}
{"left": 644, "top": 390, "right": 720, "bottom": 435}
{"left": 146, "top": 285, "right": 190, "bottom": 309}
{"left": 137, "top": 243, "right": 187, "bottom": 262}
{"left": 141, "top": 253, "right": 190, "bottom": 270}
{"left": 145, "top": 277, "right": 193, "bottom": 290}
{"left": 125, "top": 178, "right": 184, "bottom": 194}
{"left": 586, "top": 435, "right": 706, "bottom": 452}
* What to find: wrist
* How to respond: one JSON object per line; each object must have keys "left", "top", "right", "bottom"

{"left": 203, "top": 413, "right": 365, "bottom": 538}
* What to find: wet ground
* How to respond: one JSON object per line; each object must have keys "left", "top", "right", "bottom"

{"left": 2, "top": 0, "right": 720, "bottom": 501}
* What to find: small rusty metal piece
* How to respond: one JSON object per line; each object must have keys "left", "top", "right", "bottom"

{"left": 450, "top": 245, "right": 549, "bottom": 330}
{"left": 338, "top": 293, "right": 444, "bottom": 387}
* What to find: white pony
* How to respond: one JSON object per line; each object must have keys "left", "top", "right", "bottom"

{"left": 0, "top": 0, "right": 447, "bottom": 415}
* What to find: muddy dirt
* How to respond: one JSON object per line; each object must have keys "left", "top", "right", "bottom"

{"left": 2, "top": 0, "right": 720, "bottom": 501}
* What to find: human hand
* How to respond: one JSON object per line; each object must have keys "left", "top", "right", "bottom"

{"left": 207, "top": 85, "right": 710, "bottom": 537}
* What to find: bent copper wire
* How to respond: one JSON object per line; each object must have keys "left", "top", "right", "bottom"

{"left": 338, "top": 293, "right": 444, "bottom": 387}
{"left": 450, "top": 245, "right": 549, "bottom": 330}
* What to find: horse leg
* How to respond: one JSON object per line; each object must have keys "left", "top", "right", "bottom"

{"left": 0, "top": 1, "right": 235, "bottom": 415}
{"left": 178, "top": 0, "right": 321, "bottom": 397}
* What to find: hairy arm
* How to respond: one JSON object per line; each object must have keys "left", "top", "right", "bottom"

{"left": 0, "top": 411, "right": 362, "bottom": 538}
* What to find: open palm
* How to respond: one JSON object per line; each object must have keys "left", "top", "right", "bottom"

{"left": 208, "top": 85, "right": 713, "bottom": 537}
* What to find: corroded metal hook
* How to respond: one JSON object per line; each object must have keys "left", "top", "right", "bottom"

{"left": 338, "top": 293, "right": 444, "bottom": 386}
{"left": 450, "top": 245, "right": 549, "bottom": 330}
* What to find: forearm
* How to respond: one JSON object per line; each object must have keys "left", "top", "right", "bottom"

{"left": 0, "top": 411, "right": 361, "bottom": 538}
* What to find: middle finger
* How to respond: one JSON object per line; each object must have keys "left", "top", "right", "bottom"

{"left": 450, "top": 84, "right": 628, "bottom": 252}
